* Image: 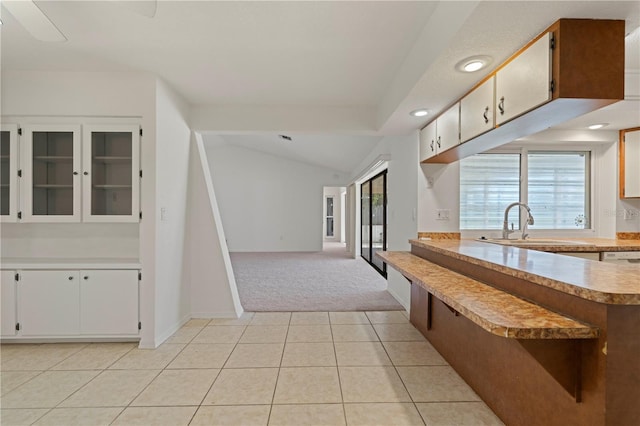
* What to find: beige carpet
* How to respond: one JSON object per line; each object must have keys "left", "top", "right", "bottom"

{"left": 230, "top": 244, "right": 404, "bottom": 312}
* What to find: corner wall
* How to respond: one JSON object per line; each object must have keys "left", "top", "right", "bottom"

{"left": 153, "top": 79, "right": 192, "bottom": 344}
{"left": 185, "top": 134, "right": 243, "bottom": 318}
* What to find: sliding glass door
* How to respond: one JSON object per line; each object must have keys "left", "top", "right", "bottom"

{"left": 361, "top": 170, "right": 387, "bottom": 277}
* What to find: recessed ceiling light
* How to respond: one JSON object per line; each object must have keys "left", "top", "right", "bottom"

{"left": 455, "top": 55, "right": 493, "bottom": 73}
{"left": 463, "top": 61, "right": 484, "bottom": 72}
{"left": 587, "top": 123, "right": 609, "bottom": 130}
{"left": 410, "top": 109, "right": 429, "bottom": 117}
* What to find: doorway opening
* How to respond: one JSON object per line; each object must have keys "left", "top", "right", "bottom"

{"left": 323, "top": 186, "right": 346, "bottom": 252}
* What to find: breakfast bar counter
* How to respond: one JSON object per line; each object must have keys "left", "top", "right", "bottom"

{"left": 410, "top": 239, "right": 640, "bottom": 304}
{"left": 379, "top": 239, "right": 640, "bottom": 426}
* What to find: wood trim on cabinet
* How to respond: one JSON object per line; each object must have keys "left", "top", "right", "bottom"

{"left": 620, "top": 127, "right": 640, "bottom": 199}
{"left": 421, "top": 19, "right": 625, "bottom": 164}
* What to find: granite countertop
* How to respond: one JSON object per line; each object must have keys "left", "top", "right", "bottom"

{"left": 473, "top": 237, "right": 640, "bottom": 252}
{"left": 378, "top": 251, "right": 599, "bottom": 339}
{"left": 409, "top": 239, "right": 640, "bottom": 305}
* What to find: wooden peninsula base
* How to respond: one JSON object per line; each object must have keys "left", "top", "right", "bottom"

{"left": 379, "top": 240, "right": 640, "bottom": 426}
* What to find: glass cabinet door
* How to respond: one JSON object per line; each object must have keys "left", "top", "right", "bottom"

{"left": 0, "top": 124, "right": 18, "bottom": 222}
{"left": 82, "top": 125, "right": 140, "bottom": 222}
{"left": 22, "top": 125, "right": 81, "bottom": 222}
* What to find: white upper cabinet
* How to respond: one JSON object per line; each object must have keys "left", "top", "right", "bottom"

{"left": 621, "top": 129, "right": 640, "bottom": 199}
{"left": 21, "top": 125, "right": 82, "bottom": 222}
{"left": 495, "top": 32, "right": 552, "bottom": 125}
{"left": 1, "top": 124, "right": 19, "bottom": 222}
{"left": 419, "top": 103, "right": 460, "bottom": 162}
{"left": 419, "top": 120, "right": 438, "bottom": 162}
{"left": 82, "top": 125, "right": 140, "bottom": 222}
{"left": 19, "top": 124, "right": 140, "bottom": 223}
{"left": 438, "top": 103, "right": 460, "bottom": 152}
{"left": 460, "top": 77, "right": 495, "bottom": 143}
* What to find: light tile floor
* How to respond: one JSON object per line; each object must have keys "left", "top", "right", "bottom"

{"left": 0, "top": 311, "right": 504, "bottom": 425}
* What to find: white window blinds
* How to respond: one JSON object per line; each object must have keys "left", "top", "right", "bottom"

{"left": 460, "top": 151, "right": 590, "bottom": 230}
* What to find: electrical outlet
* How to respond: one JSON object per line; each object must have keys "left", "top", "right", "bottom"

{"left": 624, "top": 209, "right": 639, "bottom": 220}
{"left": 436, "top": 209, "right": 450, "bottom": 220}
{"left": 426, "top": 177, "right": 434, "bottom": 188}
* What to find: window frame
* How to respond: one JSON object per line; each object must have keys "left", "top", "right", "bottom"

{"left": 460, "top": 145, "right": 598, "bottom": 239}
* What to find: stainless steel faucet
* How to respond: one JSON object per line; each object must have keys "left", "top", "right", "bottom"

{"left": 502, "top": 202, "right": 535, "bottom": 240}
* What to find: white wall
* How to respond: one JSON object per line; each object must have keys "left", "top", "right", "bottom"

{"left": 350, "top": 132, "right": 419, "bottom": 310}
{"left": 186, "top": 134, "right": 243, "bottom": 318}
{"left": 153, "top": 79, "right": 192, "bottom": 345}
{"left": 0, "top": 70, "right": 161, "bottom": 347}
{"left": 203, "top": 136, "right": 348, "bottom": 252}
{"left": 1, "top": 224, "right": 139, "bottom": 258}
{"left": 418, "top": 163, "right": 460, "bottom": 232}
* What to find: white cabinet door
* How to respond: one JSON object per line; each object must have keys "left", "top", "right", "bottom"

{"left": 82, "top": 125, "right": 140, "bottom": 223}
{"left": 18, "top": 270, "right": 80, "bottom": 336}
{"left": 437, "top": 103, "right": 460, "bottom": 152}
{"left": 496, "top": 32, "right": 552, "bottom": 125}
{"left": 1, "top": 124, "right": 19, "bottom": 223}
{"left": 624, "top": 130, "right": 640, "bottom": 198}
{"left": 1, "top": 271, "right": 17, "bottom": 336}
{"left": 419, "top": 121, "right": 437, "bottom": 162}
{"left": 21, "top": 125, "right": 82, "bottom": 222}
{"left": 80, "top": 270, "right": 139, "bottom": 335}
{"left": 461, "top": 77, "right": 495, "bottom": 142}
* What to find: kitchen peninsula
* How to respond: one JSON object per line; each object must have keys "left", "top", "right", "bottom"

{"left": 379, "top": 238, "right": 640, "bottom": 426}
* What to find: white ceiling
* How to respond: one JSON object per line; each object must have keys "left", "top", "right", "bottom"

{"left": 2, "top": 1, "right": 639, "bottom": 173}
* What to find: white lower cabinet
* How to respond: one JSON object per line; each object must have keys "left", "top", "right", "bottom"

{"left": 18, "top": 270, "right": 81, "bottom": 336}
{"left": 1, "top": 271, "right": 17, "bottom": 336}
{"left": 80, "top": 270, "right": 138, "bottom": 335}
{"left": 10, "top": 268, "right": 139, "bottom": 338}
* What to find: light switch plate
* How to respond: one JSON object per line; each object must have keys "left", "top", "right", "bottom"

{"left": 436, "top": 209, "right": 450, "bottom": 220}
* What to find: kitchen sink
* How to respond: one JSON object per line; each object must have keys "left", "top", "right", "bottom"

{"left": 477, "top": 238, "right": 593, "bottom": 247}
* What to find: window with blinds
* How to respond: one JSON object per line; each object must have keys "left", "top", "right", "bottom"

{"left": 528, "top": 152, "right": 590, "bottom": 229}
{"left": 460, "top": 151, "right": 590, "bottom": 230}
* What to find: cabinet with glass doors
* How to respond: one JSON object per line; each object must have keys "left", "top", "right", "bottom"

{"left": 20, "top": 124, "right": 140, "bottom": 222}
{"left": 82, "top": 125, "right": 140, "bottom": 222}
{"left": 1, "top": 124, "right": 19, "bottom": 222}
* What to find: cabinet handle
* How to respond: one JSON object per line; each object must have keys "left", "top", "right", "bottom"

{"left": 430, "top": 140, "right": 434, "bottom": 152}
{"left": 437, "top": 136, "right": 441, "bottom": 148}
{"left": 498, "top": 97, "right": 505, "bottom": 115}
{"left": 68, "top": 276, "right": 74, "bottom": 280}
{"left": 483, "top": 106, "right": 489, "bottom": 124}
{"left": 83, "top": 172, "right": 89, "bottom": 176}
{"left": 83, "top": 276, "right": 89, "bottom": 280}
{"left": 73, "top": 171, "right": 79, "bottom": 176}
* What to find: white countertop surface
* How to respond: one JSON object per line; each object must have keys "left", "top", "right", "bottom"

{"left": 1, "top": 258, "right": 141, "bottom": 269}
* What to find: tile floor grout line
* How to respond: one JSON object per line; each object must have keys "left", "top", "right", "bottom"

{"left": 373, "top": 311, "right": 428, "bottom": 426}
{"left": 265, "top": 312, "right": 292, "bottom": 425}
{"left": 329, "top": 319, "right": 349, "bottom": 425}
{"left": 107, "top": 336, "right": 193, "bottom": 423}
